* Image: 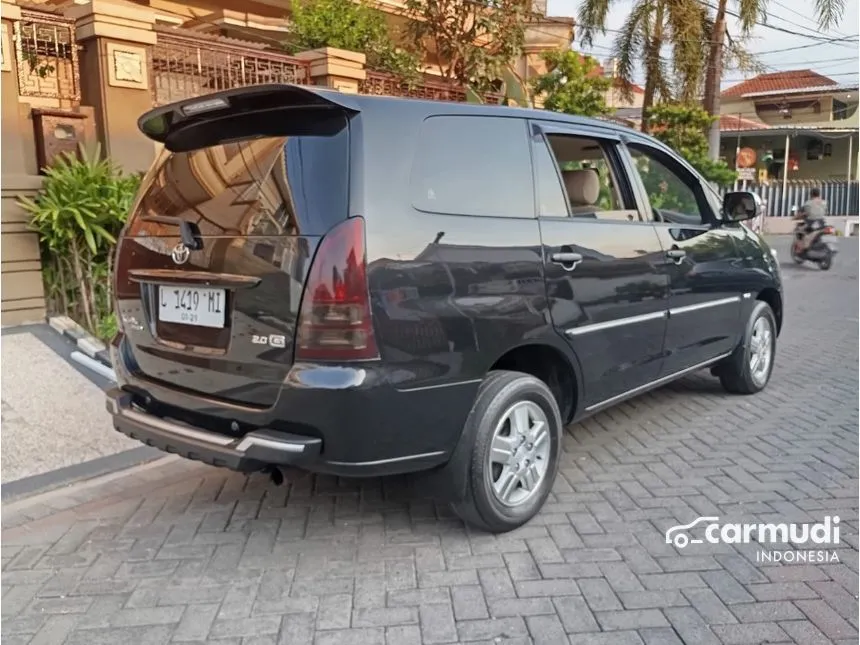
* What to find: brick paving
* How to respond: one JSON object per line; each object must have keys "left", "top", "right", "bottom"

{"left": 2, "top": 237, "right": 857, "bottom": 644}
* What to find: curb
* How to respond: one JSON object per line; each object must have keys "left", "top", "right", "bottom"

{"left": 1, "top": 447, "right": 166, "bottom": 504}
{"left": 48, "top": 315, "right": 115, "bottom": 380}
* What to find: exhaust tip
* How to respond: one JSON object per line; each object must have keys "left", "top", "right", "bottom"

{"left": 267, "top": 466, "right": 284, "bottom": 486}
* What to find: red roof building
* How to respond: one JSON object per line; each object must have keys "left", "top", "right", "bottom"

{"left": 721, "top": 70, "right": 838, "bottom": 99}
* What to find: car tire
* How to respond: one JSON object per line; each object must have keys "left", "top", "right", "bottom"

{"left": 716, "top": 300, "right": 777, "bottom": 395}
{"left": 451, "top": 370, "right": 562, "bottom": 534}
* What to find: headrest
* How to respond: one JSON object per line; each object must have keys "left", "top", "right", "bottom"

{"left": 562, "top": 169, "right": 600, "bottom": 206}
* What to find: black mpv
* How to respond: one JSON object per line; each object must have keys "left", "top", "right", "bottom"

{"left": 106, "top": 84, "right": 783, "bottom": 533}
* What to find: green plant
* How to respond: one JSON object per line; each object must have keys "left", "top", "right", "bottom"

{"left": 285, "top": 0, "right": 421, "bottom": 83}
{"left": 531, "top": 50, "right": 613, "bottom": 117}
{"left": 645, "top": 103, "right": 737, "bottom": 186}
{"left": 18, "top": 143, "right": 141, "bottom": 339}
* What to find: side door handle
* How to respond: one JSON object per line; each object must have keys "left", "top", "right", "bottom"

{"left": 550, "top": 252, "right": 583, "bottom": 270}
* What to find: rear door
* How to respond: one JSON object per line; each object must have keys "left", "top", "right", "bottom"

{"left": 622, "top": 140, "right": 745, "bottom": 376}
{"left": 114, "top": 87, "right": 355, "bottom": 408}
{"left": 530, "top": 121, "right": 670, "bottom": 410}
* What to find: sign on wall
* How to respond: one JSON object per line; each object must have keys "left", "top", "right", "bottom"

{"left": 737, "top": 167, "right": 756, "bottom": 181}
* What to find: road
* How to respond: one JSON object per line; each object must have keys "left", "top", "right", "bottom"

{"left": 2, "top": 236, "right": 857, "bottom": 645}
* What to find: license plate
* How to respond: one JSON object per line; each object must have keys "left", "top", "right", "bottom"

{"left": 158, "top": 286, "right": 226, "bottom": 329}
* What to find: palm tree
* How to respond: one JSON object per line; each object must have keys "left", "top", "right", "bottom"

{"left": 702, "top": 0, "right": 845, "bottom": 157}
{"left": 578, "top": 0, "right": 709, "bottom": 132}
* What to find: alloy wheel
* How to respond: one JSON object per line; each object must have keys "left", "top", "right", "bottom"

{"left": 487, "top": 400, "right": 551, "bottom": 507}
{"left": 749, "top": 316, "right": 774, "bottom": 387}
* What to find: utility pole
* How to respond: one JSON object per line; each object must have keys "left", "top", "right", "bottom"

{"left": 702, "top": 0, "right": 728, "bottom": 160}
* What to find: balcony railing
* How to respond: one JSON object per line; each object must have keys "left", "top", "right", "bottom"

{"left": 13, "top": 9, "right": 80, "bottom": 104}
{"left": 151, "top": 29, "right": 312, "bottom": 107}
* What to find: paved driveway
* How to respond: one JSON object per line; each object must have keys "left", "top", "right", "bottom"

{"left": 2, "top": 237, "right": 857, "bottom": 645}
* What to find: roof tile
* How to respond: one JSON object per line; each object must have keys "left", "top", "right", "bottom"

{"left": 720, "top": 114, "right": 769, "bottom": 131}
{"left": 721, "top": 70, "right": 837, "bottom": 98}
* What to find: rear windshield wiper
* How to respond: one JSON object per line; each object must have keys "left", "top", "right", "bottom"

{"left": 141, "top": 215, "right": 204, "bottom": 250}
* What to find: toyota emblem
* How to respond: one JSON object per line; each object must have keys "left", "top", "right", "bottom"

{"left": 171, "top": 243, "right": 191, "bottom": 265}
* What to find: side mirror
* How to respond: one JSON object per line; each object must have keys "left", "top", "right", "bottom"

{"left": 723, "top": 191, "right": 763, "bottom": 222}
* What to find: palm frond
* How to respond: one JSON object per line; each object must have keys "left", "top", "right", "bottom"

{"left": 814, "top": 0, "right": 845, "bottom": 30}
{"left": 735, "top": 0, "right": 764, "bottom": 35}
{"left": 612, "top": 0, "right": 652, "bottom": 103}
{"left": 577, "top": 0, "right": 613, "bottom": 47}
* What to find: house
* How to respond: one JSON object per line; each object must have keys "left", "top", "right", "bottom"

{"left": 29, "top": 0, "right": 573, "bottom": 83}
{"left": 718, "top": 70, "right": 859, "bottom": 183}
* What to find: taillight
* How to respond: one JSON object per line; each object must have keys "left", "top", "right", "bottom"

{"left": 295, "top": 217, "right": 379, "bottom": 361}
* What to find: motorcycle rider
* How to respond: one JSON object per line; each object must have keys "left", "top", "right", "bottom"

{"left": 792, "top": 187, "right": 827, "bottom": 254}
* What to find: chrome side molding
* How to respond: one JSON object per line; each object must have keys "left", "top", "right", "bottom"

{"left": 565, "top": 296, "right": 742, "bottom": 338}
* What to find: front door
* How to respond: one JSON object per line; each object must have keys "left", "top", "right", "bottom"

{"left": 530, "top": 122, "right": 670, "bottom": 410}
{"left": 623, "top": 141, "right": 745, "bottom": 376}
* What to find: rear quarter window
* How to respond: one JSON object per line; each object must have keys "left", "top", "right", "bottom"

{"left": 410, "top": 115, "right": 534, "bottom": 218}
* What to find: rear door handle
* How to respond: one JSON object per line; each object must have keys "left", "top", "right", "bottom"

{"left": 550, "top": 252, "right": 583, "bottom": 265}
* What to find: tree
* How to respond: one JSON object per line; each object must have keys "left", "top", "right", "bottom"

{"left": 531, "top": 50, "right": 612, "bottom": 117}
{"left": 403, "top": 0, "right": 533, "bottom": 91}
{"left": 702, "top": 0, "right": 845, "bottom": 158}
{"left": 578, "top": 0, "right": 710, "bottom": 131}
{"left": 285, "top": 0, "right": 420, "bottom": 81}
{"left": 646, "top": 103, "right": 737, "bottom": 186}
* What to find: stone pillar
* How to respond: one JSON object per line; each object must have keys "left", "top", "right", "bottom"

{"left": 1, "top": 0, "right": 26, "bottom": 176}
{"left": 1, "top": 0, "right": 47, "bottom": 325}
{"left": 294, "top": 47, "right": 366, "bottom": 94}
{"left": 65, "top": 0, "right": 157, "bottom": 173}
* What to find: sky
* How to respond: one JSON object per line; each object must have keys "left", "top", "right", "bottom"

{"left": 546, "top": 0, "right": 860, "bottom": 90}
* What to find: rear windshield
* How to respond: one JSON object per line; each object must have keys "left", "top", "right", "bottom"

{"left": 127, "top": 111, "right": 350, "bottom": 241}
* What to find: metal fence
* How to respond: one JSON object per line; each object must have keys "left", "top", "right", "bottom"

{"left": 359, "top": 70, "right": 503, "bottom": 104}
{"left": 718, "top": 180, "right": 859, "bottom": 217}
{"left": 13, "top": 9, "right": 80, "bottom": 104}
{"left": 151, "top": 30, "right": 311, "bottom": 107}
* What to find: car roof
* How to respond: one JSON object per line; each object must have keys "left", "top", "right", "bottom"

{"left": 323, "top": 88, "right": 631, "bottom": 133}
{"left": 139, "top": 83, "right": 672, "bottom": 160}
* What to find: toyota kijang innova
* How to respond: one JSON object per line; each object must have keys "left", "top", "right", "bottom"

{"left": 106, "top": 84, "right": 783, "bottom": 533}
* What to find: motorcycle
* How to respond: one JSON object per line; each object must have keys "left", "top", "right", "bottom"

{"left": 789, "top": 205, "right": 839, "bottom": 270}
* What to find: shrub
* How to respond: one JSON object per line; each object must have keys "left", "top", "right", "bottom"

{"left": 285, "top": 0, "right": 420, "bottom": 82}
{"left": 18, "top": 143, "right": 140, "bottom": 339}
{"left": 531, "top": 50, "right": 613, "bottom": 117}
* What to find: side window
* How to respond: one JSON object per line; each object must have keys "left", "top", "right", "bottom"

{"left": 410, "top": 116, "right": 533, "bottom": 218}
{"left": 536, "top": 132, "right": 641, "bottom": 222}
{"left": 628, "top": 144, "right": 711, "bottom": 225}
{"left": 532, "top": 134, "right": 570, "bottom": 218}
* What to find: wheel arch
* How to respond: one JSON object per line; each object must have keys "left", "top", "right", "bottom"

{"left": 415, "top": 335, "right": 583, "bottom": 507}
{"left": 757, "top": 287, "right": 783, "bottom": 335}
{"left": 488, "top": 342, "right": 580, "bottom": 426}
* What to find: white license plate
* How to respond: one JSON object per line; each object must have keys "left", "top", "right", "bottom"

{"left": 158, "top": 286, "right": 226, "bottom": 329}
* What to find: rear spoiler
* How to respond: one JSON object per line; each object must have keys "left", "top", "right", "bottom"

{"left": 138, "top": 84, "right": 362, "bottom": 151}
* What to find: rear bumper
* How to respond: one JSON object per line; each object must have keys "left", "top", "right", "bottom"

{"left": 106, "top": 387, "right": 322, "bottom": 472}
{"left": 107, "top": 336, "right": 480, "bottom": 477}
